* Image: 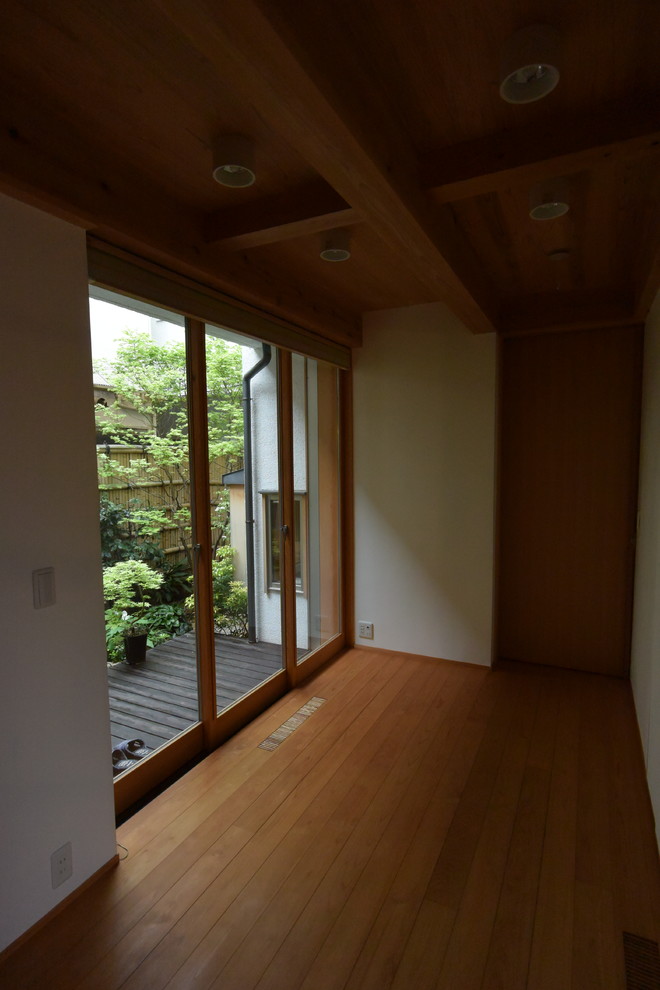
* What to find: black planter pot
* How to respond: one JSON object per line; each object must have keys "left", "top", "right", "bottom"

{"left": 124, "top": 632, "right": 148, "bottom": 665}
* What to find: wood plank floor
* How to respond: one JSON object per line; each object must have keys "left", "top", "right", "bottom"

{"left": 107, "top": 633, "right": 283, "bottom": 750}
{"left": 3, "top": 648, "right": 660, "bottom": 990}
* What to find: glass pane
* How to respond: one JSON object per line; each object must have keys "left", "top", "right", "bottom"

{"left": 89, "top": 289, "right": 200, "bottom": 777}
{"left": 293, "top": 354, "right": 341, "bottom": 659}
{"left": 264, "top": 494, "right": 303, "bottom": 592}
{"left": 205, "top": 326, "right": 283, "bottom": 713}
{"left": 268, "top": 496, "right": 281, "bottom": 587}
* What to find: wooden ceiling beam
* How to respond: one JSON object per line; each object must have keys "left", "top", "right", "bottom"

{"left": 204, "top": 90, "right": 660, "bottom": 270}
{"left": 421, "top": 93, "right": 660, "bottom": 203}
{"left": 206, "top": 94, "right": 660, "bottom": 251}
{"left": 0, "top": 86, "right": 360, "bottom": 346}
{"left": 157, "top": 0, "right": 499, "bottom": 334}
{"left": 205, "top": 179, "right": 360, "bottom": 249}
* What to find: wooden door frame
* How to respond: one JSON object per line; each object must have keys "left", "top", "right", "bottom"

{"left": 91, "top": 258, "right": 351, "bottom": 816}
{"left": 288, "top": 361, "right": 351, "bottom": 685}
{"left": 187, "top": 318, "right": 218, "bottom": 744}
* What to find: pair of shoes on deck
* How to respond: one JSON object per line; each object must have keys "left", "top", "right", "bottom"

{"left": 112, "top": 738, "right": 152, "bottom": 776}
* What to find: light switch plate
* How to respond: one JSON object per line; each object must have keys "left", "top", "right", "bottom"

{"left": 33, "top": 567, "right": 56, "bottom": 608}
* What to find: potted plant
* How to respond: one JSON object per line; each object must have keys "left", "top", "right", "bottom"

{"left": 102, "top": 559, "right": 164, "bottom": 664}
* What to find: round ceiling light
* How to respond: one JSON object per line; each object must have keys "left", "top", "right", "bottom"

{"left": 530, "top": 200, "right": 569, "bottom": 221}
{"left": 499, "top": 25, "right": 560, "bottom": 104}
{"left": 320, "top": 229, "right": 351, "bottom": 262}
{"left": 212, "top": 134, "right": 256, "bottom": 187}
{"left": 529, "top": 178, "right": 570, "bottom": 220}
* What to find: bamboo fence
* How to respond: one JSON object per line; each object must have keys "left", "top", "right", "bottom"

{"left": 97, "top": 444, "right": 229, "bottom": 564}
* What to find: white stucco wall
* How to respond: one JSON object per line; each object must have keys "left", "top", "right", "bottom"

{"left": 353, "top": 303, "right": 497, "bottom": 665}
{"left": 0, "top": 193, "right": 116, "bottom": 951}
{"left": 247, "top": 348, "right": 309, "bottom": 649}
{"left": 631, "top": 291, "right": 660, "bottom": 845}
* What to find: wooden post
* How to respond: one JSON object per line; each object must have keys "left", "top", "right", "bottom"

{"left": 278, "top": 350, "right": 298, "bottom": 683}
{"left": 186, "top": 318, "right": 217, "bottom": 744}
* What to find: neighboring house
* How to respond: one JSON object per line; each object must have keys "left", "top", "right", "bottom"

{"left": 224, "top": 348, "right": 315, "bottom": 651}
{"left": 93, "top": 372, "right": 154, "bottom": 435}
{"left": 248, "top": 347, "right": 312, "bottom": 650}
{"left": 222, "top": 469, "right": 247, "bottom": 583}
{"left": 90, "top": 298, "right": 182, "bottom": 436}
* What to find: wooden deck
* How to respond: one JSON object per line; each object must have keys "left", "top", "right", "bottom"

{"left": 107, "top": 632, "right": 283, "bottom": 751}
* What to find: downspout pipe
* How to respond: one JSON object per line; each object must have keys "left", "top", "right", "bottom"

{"left": 242, "top": 344, "right": 272, "bottom": 643}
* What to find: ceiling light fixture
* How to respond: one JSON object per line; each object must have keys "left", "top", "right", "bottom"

{"left": 212, "top": 134, "right": 256, "bottom": 187}
{"left": 529, "top": 178, "right": 570, "bottom": 220}
{"left": 499, "top": 25, "right": 560, "bottom": 104}
{"left": 320, "top": 229, "right": 351, "bottom": 262}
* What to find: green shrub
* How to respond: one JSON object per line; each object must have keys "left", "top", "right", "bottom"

{"left": 99, "top": 493, "right": 164, "bottom": 567}
{"left": 156, "top": 559, "right": 192, "bottom": 603}
{"left": 105, "top": 598, "right": 191, "bottom": 664}
{"left": 216, "top": 581, "right": 249, "bottom": 638}
{"left": 184, "top": 546, "right": 248, "bottom": 637}
{"left": 102, "top": 560, "right": 164, "bottom": 661}
{"left": 104, "top": 607, "right": 132, "bottom": 663}
{"left": 142, "top": 602, "right": 191, "bottom": 646}
{"left": 102, "top": 559, "right": 164, "bottom": 613}
{"left": 211, "top": 546, "right": 235, "bottom": 610}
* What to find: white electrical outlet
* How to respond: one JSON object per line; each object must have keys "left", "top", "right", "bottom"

{"left": 358, "top": 621, "right": 374, "bottom": 639}
{"left": 51, "top": 841, "right": 73, "bottom": 889}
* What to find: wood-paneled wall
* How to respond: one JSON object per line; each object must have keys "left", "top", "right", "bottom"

{"left": 497, "top": 325, "right": 643, "bottom": 675}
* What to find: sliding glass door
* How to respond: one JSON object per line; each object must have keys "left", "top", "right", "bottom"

{"left": 89, "top": 279, "right": 346, "bottom": 812}
{"left": 292, "top": 354, "right": 342, "bottom": 674}
{"left": 90, "top": 290, "right": 204, "bottom": 793}
{"left": 202, "top": 324, "right": 285, "bottom": 730}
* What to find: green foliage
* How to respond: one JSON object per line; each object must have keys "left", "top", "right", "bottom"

{"left": 216, "top": 582, "right": 249, "bottom": 638}
{"left": 95, "top": 329, "right": 243, "bottom": 568}
{"left": 104, "top": 607, "right": 134, "bottom": 663}
{"left": 141, "top": 603, "right": 191, "bottom": 647}
{"left": 211, "top": 546, "right": 236, "bottom": 610}
{"left": 98, "top": 493, "right": 165, "bottom": 566}
{"left": 102, "top": 559, "right": 163, "bottom": 632}
{"left": 97, "top": 328, "right": 244, "bottom": 657}
{"left": 95, "top": 328, "right": 243, "bottom": 463}
{"left": 104, "top": 592, "right": 191, "bottom": 664}
{"left": 184, "top": 545, "right": 248, "bottom": 638}
{"left": 99, "top": 495, "right": 133, "bottom": 565}
{"left": 211, "top": 487, "right": 231, "bottom": 557}
{"left": 156, "top": 559, "right": 192, "bottom": 604}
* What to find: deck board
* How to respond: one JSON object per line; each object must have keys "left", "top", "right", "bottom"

{"left": 107, "top": 632, "right": 283, "bottom": 752}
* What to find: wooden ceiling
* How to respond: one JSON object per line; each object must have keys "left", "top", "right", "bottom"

{"left": 1, "top": 0, "right": 659, "bottom": 345}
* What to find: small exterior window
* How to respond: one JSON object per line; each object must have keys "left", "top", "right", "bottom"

{"left": 264, "top": 493, "right": 305, "bottom": 593}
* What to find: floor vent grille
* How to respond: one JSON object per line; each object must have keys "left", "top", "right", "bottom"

{"left": 623, "top": 931, "right": 660, "bottom": 989}
{"left": 259, "top": 697, "right": 326, "bottom": 751}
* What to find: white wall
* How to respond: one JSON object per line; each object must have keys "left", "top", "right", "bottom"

{"left": 249, "top": 348, "right": 309, "bottom": 649}
{"left": 631, "top": 290, "right": 660, "bottom": 844}
{"left": 353, "top": 303, "right": 497, "bottom": 665}
{"left": 0, "top": 194, "right": 116, "bottom": 951}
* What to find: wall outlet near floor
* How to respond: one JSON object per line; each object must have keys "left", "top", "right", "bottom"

{"left": 51, "top": 841, "right": 73, "bottom": 888}
{"left": 358, "top": 621, "right": 374, "bottom": 639}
